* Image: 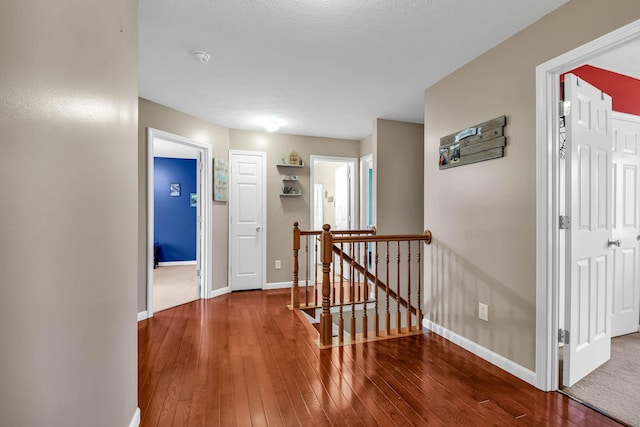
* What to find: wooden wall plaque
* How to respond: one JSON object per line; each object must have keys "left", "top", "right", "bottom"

{"left": 439, "top": 115, "right": 506, "bottom": 169}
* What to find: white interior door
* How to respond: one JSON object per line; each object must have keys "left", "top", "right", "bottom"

{"left": 563, "top": 74, "right": 613, "bottom": 387}
{"left": 611, "top": 112, "right": 640, "bottom": 337}
{"left": 230, "top": 151, "right": 265, "bottom": 291}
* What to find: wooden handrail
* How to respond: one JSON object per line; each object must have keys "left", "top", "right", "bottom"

{"left": 292, "top": 222, "right": 431, "bottom": 347}
{"left": 300, "top": 228, "right": 376, "bottom": 236}
{"left": 332, "top": 230, "right": 431, "bottom": 243}
{"left": 291, "top": 222, "right": 376, "bottom": 309}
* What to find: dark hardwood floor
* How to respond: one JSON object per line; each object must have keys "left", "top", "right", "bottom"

{"left": 138, "top": 289, "right": 622, "bottom": 426}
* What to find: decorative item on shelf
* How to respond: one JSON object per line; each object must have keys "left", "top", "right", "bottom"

{"left": 282, "top": 174, "right": 298, "bottom": 181}
{"left": 281, "top": 187, "right": 301, "bottom": 196}
{"left": 213, "top": 158, "right": 229, "bottom": 201}
{"left": 288, "top": 151, "right": 300, "bottom": 165}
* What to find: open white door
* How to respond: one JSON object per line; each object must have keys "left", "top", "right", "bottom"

{"left": 334, "top": 164, "right": 351, "bottom": 229}
{"left": 611, "top": 112, "right": 640, "bottom": 337}
{"left": 563, "top": 74, "right": 613, "bottom": 387}
{"left": 229, "top": 151, "right": 266, "bottom": 291}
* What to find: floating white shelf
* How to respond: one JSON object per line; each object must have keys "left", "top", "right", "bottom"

{"left": 276, "top": 161, "right": 304, "bottom": 168}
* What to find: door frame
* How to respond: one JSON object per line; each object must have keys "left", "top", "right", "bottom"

{"left": 228, "top": 149, "right": 267, "bottom": 291}
{"left": 146, "top": 128, "right": 212, "bottom": 318}
{"left": 535, "top": 19, "right": 640, "bottom": 391}
{"left": 360, "top": 154, "right": 373, "bottom": 229}
{"left": 309, "top": 155, "right": 358, "bottom": 231}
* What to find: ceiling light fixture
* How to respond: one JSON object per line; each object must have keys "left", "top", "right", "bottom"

{"left": 261, "top": 117, "right": 285, "bottom": 133}
{"left": 192, "top": 50, "right": 211, "bottom": 64}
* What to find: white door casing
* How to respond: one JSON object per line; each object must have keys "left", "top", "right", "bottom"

{"left": 563, "top": 73, "right": 613, "bottom": 387}
{"left": 229, "top": 151, "right": 266, "bottom": 291}
{"left": 146, "top": 128, "right": 212, "bottom": 317}
{"left": 535, "top": 19, "right": 640, "bottom": 392}
{"left": 611, "top": 112, "right": 640, "bottom": 337}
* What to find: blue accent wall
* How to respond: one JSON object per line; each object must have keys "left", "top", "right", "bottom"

{"left": 154, "top": 157, "right": 197, "bottom": 262}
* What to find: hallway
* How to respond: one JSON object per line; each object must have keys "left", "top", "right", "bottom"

{"left": 138, "top": 290, "right": 622, "bottom": 426}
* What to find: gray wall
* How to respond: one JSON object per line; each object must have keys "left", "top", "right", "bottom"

{"left": 138, "top": 98, "right": 231, "bottom": 312}
{"left": 423, "top": 0, "right": 640, "bottom": 371}
{"left": 230, "top": 129, "right": 360, "bottom": 283}
{"left": 0, "top": 1, "right": 139, "bottom": 426}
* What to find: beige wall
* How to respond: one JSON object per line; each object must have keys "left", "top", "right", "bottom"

{"left": 360, "top": 133, "right": 373, "bottom": 156}
{"left": 423, "top": 0, "right": 640, "bottom": 371}
{"left": 374, "top": 119, "right": 424, "bottom": 234}
{"left": 230, "top": 130, "right": 359, "bottom": 283}
{"left": 138, "top": 98, "right": 230, "bottom": 311}
{"left": 0, "top": 1, "right": 138, "bottom": 425}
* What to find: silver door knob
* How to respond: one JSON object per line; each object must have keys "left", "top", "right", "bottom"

{"left": 256, "top": 227, "right": 261, "bottom": 232}
{"left": 607, "top": 239, "right": 621, "bottom": 247}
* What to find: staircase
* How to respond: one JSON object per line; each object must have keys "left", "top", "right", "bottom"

{"left": 290, "top": 222, "right": 432, "bottom": 348}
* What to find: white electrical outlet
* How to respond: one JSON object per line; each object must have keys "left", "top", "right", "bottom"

{"left": 478, "top": 303, "right": 489, "bottom": 321}
{"left": 275, "top": 260, "right": 282, "bottom": 270}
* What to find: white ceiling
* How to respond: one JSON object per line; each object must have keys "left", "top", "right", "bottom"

{"left": 139, "top": 0, "right": 568, "bottom": 140}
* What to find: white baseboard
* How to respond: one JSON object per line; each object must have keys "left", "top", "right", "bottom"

{"left": 210, "top": 286, "right": 229, "bottom": 298}
{"left": 423, "top": 319, "right": 536, "bottom": 387}
{"left": 129, "top": 407, "right": 140, "bottom": 427}
{"left": 264, "top": 281, "right": 292, "bottom": 290}
{"left": 157, "top": 260, "right": 197, "bottom": 267}
{"left": 137, "top": 311, "right": 149, "bottom": 322}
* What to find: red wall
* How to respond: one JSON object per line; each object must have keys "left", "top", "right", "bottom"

{"left": 562, "top": 65, "right": 640, "bottom": 116}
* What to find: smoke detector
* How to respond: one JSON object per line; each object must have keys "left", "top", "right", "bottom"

{"left": 192, "top": 50, "right": 211, "bottom": 64}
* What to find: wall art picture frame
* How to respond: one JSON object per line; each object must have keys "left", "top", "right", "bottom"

{"left": 170, "top": 183, "right": 181, "bottom": 197}
{"left": 190, "top": 193, "right": 197, "bottom": 207}
{"left": 213, "top": 158, "right": 229, "bottom": 202}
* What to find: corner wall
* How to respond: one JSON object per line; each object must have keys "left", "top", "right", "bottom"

{"left": 138, "top": 98, "right": 230, "bottom": 311}
{"left": 0, "top": 1, "right": 139, "bottom": 425}
{"left": 374, "top": 119, "right": 424, "bottom": 234}
{"left": 423, "top": 0, "right": 640, "bottom": 371}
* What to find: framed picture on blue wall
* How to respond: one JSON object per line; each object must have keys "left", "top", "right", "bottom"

{"left": 190, "top": 193, "right": 197, "bottom": 207}
{"left": 170, "top": 183, "right": 180, "bottom": 197}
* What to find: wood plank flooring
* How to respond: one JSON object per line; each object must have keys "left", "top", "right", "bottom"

{"left": 138, "top": 289, "right": 622, "bottom": 426}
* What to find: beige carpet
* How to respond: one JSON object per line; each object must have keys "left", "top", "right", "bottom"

{"left": 562, "top": 332, "right": 640, "bottom": 426}
{"left": 152, "top": 265, "right": 199, "bottom": 313}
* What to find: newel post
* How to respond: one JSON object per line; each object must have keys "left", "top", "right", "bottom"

{"left": 320, "top": 224, "right": 333, "bottom": 346}
{"left": 291, "top": 222, "right": 301, "bottom": 308}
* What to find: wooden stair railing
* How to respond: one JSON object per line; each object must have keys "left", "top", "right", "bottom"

{"left": 291, "top": 222, "right": 375, "bottom": 309}
{"left": 291, "top": 222, "right": 432, "bottom": 348}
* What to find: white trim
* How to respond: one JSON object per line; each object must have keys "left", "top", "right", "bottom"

{"left": 264, "top": 281, "right": 292, "bottom": 290}
{"left": 535, "top": 19, "right": 640, "bottom": 392}
{"left": 147, "top": 128, "right": 213, "bottom": 318}
{"left": 359, "top": 154, "right": 373, "bottom": 229}
{"left": 613, "top": 110, "right": 640, "bottom": 124}
{"left": 211, "top": 286, "right": 230, "bottom": 298}
{"left": 129, "top": 407, "right": 140, "bottom": 427}
{"left": 157, "top": 260, "right": 197, "bottom": 267}
{"left": 424, "top": 319, "right": 536, "bottom": 386}
{"left": 309, "top": 155, "right": 359, "bottom": 231}
{"left": 137, "top": 311, "right": 149, "bottom": 322}
{"left": 228, "top": 150, "right": 267, "bottom": 291}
